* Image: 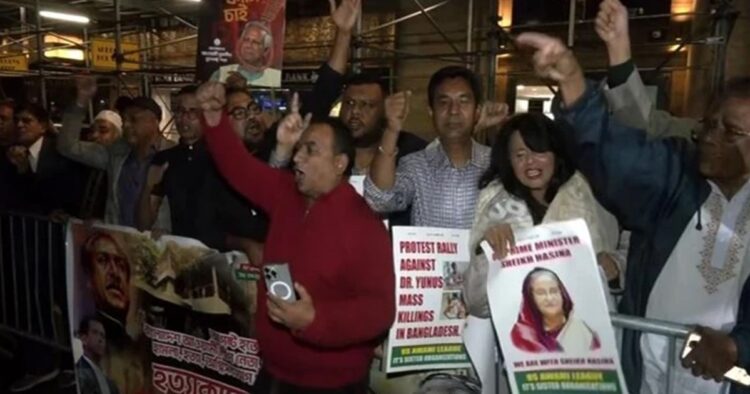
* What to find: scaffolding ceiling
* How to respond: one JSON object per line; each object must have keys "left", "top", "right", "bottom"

{"left": 0, "top": 0, "right": 401, "bottom": 31}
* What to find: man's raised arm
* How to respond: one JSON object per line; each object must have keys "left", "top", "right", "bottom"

{"left": 199, "top": 81, "right": 286, "bottom": 214}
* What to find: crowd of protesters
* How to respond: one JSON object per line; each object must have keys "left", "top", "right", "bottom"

{"left": 1, "top": 0, "right": 749, "bottom": 393}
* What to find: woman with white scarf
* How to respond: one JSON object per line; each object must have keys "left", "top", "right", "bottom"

{"left": 461, "top": 113, "right": 626, "bottom": 393}
{"left": 463, "top": 112, "right": 624, "bottom": 318}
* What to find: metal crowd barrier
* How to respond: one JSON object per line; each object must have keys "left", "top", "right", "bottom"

{"left": 0, "top": 211, "right": 724, "bottom": 394}
{"left": 610, "top": 313, "right": 691, "bottom": 394}
{"left": 0, "top": 211, "right": 71, "bottom": 352}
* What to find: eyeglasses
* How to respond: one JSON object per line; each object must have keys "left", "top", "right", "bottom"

{"left": 695, "top": 118, "right": 750, "bottom": 141}
{"left": 174, "top": 108, "right": 202, "bottom": 121}
{"left": 229, "top": 104, "right": 262, "bottom": 120}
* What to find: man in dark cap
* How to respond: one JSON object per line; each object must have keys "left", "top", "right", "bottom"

{"left": 58, "top": 77, "right": 175, "bottom": 225}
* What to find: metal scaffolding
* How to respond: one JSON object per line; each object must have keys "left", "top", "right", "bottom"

{"left": 0, "top": 0, "right": 739, "bottom": 110}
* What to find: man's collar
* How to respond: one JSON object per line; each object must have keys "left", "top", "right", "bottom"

{"left": 426, "top": 139, "right": 488, "bottom": 169}
{"left": 28, "top": 135, "right": 44, "bottom": 159}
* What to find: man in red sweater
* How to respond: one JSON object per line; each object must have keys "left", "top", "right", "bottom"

{"left": 197, "top": 81, "right": 395, "bottom": 393}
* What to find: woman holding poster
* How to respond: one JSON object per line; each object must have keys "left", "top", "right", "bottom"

{"left": 511, "top": 267, "right": 601, "bottom": 353}
{"left": 463, "top": 113, "right": 622, "bottom": 319}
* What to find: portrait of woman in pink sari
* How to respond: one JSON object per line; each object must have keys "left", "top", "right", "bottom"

{"left": 511, "top": 267, "right": 601, "bottom": 353}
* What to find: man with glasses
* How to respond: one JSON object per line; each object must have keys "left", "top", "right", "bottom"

{"left": 519, "top": 31, "right": 750, "bottom": 394}
{"left": 225, "top": 86, "right": 276, "bottom": 160}
{"left": 137, "top": 85, "right": 268, "bottom": 263}
{"left": 58, "top": 76, "right": 175, "bottom": 226}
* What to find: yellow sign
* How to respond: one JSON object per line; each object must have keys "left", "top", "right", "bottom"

{"left": 90, "top": 39, "right": 140, "bottom": 71}
{"left": 0, "top": 54, "right": 29, "bottom": 72}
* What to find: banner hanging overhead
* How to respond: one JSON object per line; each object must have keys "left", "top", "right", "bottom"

{"left": 196, "top": 0, "right": 286, "bottom": 87}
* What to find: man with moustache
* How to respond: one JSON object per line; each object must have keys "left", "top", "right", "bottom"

{"left": 138, "top": 85, "right": 268, "bottom": 263}
{"left": 79, "top": 231, "right": 145, "bottom": 393}
{"left": 225, "top": 86, "right": 276, "bottom": 160}
{"left": 365, "top": 66, "right": 493, "bottom": 230}
{"left": 199, "top": 80, "right": 395, "bottom": 392}
{"left": 81, "top": 232, "right": 131, "bottom": 344}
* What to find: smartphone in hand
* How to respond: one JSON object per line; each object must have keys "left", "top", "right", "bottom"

{"left": 263, "top": 263, "right": 297, "bottom": 302}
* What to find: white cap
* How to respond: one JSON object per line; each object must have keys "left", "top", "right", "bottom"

{"left": 94, "top": 110, "right": 122, "bottom": 135}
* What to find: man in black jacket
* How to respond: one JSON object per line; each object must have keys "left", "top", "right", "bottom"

{"left": 6, "top": 103, "right": 86, "bottom": 217}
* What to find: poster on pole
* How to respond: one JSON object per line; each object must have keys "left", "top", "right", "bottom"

{"left": 383, "top": 226, "right": 472, "bottom": 373}
{"left": 482, "top": 219, "right": 628, "bottom": 394}
{"left": 196, "top": 0, "right": 286, "bottom": 86}
{"left": 66, "top": 222, "right": 261, "bottom": 394}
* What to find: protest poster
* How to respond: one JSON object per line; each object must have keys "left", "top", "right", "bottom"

{"left": 383, "top": 226, "right": 472, "bottom": 373}
{"left": 482, "top": 219, "right": 628, "bottom": 394}
{"left": 66, "top": 222, "right": 261, "bottom": 394}
{"left": 196, "top": 0, "right": 286, "bottom": 86}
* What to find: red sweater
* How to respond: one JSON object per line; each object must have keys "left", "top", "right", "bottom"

{"left": 204, "top": 115, "right": 395, "bottom": 388}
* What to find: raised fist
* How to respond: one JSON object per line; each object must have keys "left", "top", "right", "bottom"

{"left": 595, "top": 0, "right": 631, "bottom": 65}
{"left": 197, "top": 81, "right": 226, "bottom": 127}
{"left": 475, "top": 101, "right": 510, "bottom": 133}
{"left": 75, "top": 75, "right": 97, "bottom": 107}
{"left": 197, "top": 81, "right": 227, "bottom": 113}
{"left": 384, "top": 91, "right": 411, "bottom": 133}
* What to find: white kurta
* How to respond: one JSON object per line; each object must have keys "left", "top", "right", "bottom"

{"left": 641, "top": 180, "right": 750, "bottom": 394}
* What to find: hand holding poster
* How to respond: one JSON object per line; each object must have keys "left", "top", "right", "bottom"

{"left": 384, "top": 226, "right": 472, "bottom": 373}
{"left": 67, "top": 222, "right": 261, "bottom": 394}
{"left": 197, "top": 0, "right": 286, "bottom": 86}
{"left": 482, "top": 219, "right": 628, "bottom": 394}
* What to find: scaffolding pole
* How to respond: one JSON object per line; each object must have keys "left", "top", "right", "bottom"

{"left": 353, "top": 6, "right": 363, "bottom": 74}
{"left": 115, "top": 0, "right": 122, "bottom": 96}
{"left": 141, "top": 26, "right": 151, "bottom": 97}
{"left": 466, "top": 0, "right": 474, "bottom": 69}
{"left": 83, "top": 27, "right": 94, "bottom": 121}
{"left": 487, "top": 0, "right": 500, "bottom": 100}
{"left": 361, "top": 0, "right": 452, "bottom": 36}
{"left": 567, "top": 0, "right": 577, "bottom": 47}
{"left": 710, "top": 0, "right": 738, "bottom": 94}
{"left": 121, "top": 34, "right": 197, "bottom": 56}
{"left": 413, "top": 0, "right": 464, "bottom": 58}
{"left": 34, "top": 0, "right": 46, "bottom": 107}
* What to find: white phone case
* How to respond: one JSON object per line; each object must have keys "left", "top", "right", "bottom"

{"left": 263, "top": 263, "right": 297, "bottom": 301}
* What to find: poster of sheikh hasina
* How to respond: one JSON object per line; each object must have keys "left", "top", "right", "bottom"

{"left": 66, "top": 222, "right": 261, "bottom": 394}
{"left": 197, "top": 0, "right": 286, "bottom": 86}
{"left": 482, "top": 219, "right": 628, "bottom": 394}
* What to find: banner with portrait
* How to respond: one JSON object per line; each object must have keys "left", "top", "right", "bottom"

{"left": 66, "top": 222, "right": 261, "bottom": 394}
{"left": 196, "top": 0, "right": 286, "bottom": 86}
{"left": 383, "top": 226, "right": 472, "bottom": 373}
{"left": 482, "top": 219, "right": 628, "bottom": 394}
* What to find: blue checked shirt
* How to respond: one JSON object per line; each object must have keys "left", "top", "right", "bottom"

{"left": 364, "top": 140, "right": 491, "bottom": 229}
